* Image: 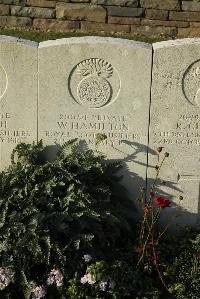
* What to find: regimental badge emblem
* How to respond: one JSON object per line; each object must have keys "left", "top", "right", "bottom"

{"left": 69, "top": 58, "right": 121, "bottom": 108}
{"left": 182, "top": 59, "right": 200, "bottom": 107}
{"left": 0, "top": 64, "right": 8, "bottom": 101}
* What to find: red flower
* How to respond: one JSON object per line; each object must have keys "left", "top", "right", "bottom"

{"left": 153, "top": 196, "right": 171, "bottom": 209}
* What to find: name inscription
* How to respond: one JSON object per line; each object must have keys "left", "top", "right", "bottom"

{"left": 153, "top": 114, "right": 200, "bottom": 146}
{"left": 45, "top": 113, "right": 141, "bottom": 146}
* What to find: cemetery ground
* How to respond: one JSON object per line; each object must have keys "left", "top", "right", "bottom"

{"left": 0, "top": 27, "right": 166, "bottom": 43}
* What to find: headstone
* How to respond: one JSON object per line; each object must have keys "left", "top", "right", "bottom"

{"left": 38, "top": 37, "right": 152, "bottom": 200}
{"left": 148, "top": 39, "right": 200, "bottom": 227}
{"left": 0, "top": 36, "right": 38, "bottom": 170}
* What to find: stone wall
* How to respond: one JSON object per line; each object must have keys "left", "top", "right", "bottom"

{"left": 1, "top": 0, "right": 200, "bottom": 37}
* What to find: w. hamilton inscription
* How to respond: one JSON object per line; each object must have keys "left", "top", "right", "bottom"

{"left": 45, "top": 113, "right": 140, "bottom": 146}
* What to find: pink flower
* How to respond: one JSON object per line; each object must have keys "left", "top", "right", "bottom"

{"left": 82, "top": 254, "right": 92, "bottom": 263}
{"left": 153, "top": 196, "right": 171, "bottom": 209}
{"left": 80, "top": 273, "right": 95, "bottom": 285}
{"left": 47, "top": 269, "right": 63, "bottom": 287}
{"left": 30, "top": 283, "right": 46, "bottom": 299}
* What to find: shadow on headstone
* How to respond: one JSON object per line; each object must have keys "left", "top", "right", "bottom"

{"left": 107, "top": 140, "right": 200, "bottom": 232}
{"left": 14, "top": 139, "right": 200, "bottom": 233}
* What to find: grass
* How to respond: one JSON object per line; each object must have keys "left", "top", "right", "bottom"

{"left": 0, "top": 28, "right": 172, "bottom": 43}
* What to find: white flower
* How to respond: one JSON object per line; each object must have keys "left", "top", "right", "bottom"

{"left": 82, "top": 254, "right": 92, "bottom": 263}
{"left": 99, "top": 278, "right": 115, "bottom": 292}
{"left": 47, "top": 276, "right": 54, "bottom": 285}
{"left": 80, "top": 275, "right": 88, "bottom": 284}
{"left": 80, "top": 273, "right": 96, "bottom": 285}
{"left": 47, "top": 268, "right": 63, "bottom": 288}
{"left": 99, "top": 281, "right": 107, "bottom": 291}
{"left": 31, "top": 284, "right": 46, "bottom": 299}
{"left": 0, "top": 267, "right": 14, "bottom": 290}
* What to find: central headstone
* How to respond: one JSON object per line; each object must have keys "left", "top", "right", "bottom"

{"left": 38, "top": 37, "right": 152, "bottom": 200}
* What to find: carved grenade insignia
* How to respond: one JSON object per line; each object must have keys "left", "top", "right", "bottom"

{"left": 0, "top": 64, "right": 8, "bottom": 100}
{"left": 76, "top": 58, "right": 113, "bottom": 108}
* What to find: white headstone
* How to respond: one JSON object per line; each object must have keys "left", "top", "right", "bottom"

{"left": 38, "top": 37, "right": 152, "bottom": 200}
{"left": 149, "top": 38, "right": 200, "bottom": 227}
{"left": 0, "top": 36, "right": 38, "bottom": 170}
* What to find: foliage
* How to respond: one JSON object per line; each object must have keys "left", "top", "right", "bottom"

{"left": 0, "top": 28, "right": 166, "bottom": 43}
{"left": 0, "top": 139, "right": 137, "bottom": 298}
{"left": 67, "top": 257, "right": 161, "bottom": 299}
{"left": 135, "top": 147, "right": 200, "bottom": 299}
{"left": 163, "top": 229, "right": 200, "bottom": 299}
{"left": 1, "top": 139, "right": 200, "bottom": 298}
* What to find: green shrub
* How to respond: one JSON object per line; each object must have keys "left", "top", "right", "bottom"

{"left": 2, "top": 139, "right": 199, "bottom": 298}
{"left": 163, "top": 229, "right": 200, "bottom": 299}
{"left": 0, "top": 139, "right": 137, "bottom": 298}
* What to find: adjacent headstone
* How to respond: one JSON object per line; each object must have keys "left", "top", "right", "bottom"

{"left": 0, "top": 36, "right": 38, "bottom": 170}
{"left": 148, "top": 39, "right": 200, "bottom": 227}
{"left": 38, "top": 37, "right": 152, "bottom": 200}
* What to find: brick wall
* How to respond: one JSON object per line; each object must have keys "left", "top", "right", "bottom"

{"left": 1, "top": 0, "right": 200, "bottom": 37}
